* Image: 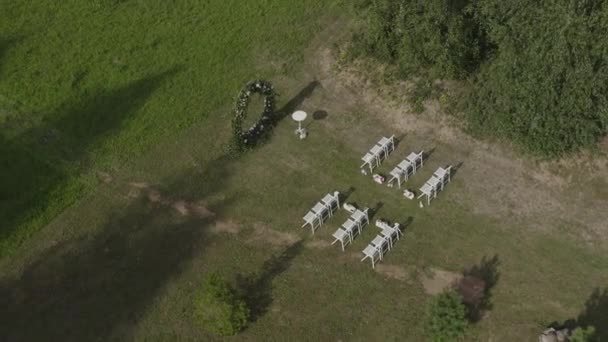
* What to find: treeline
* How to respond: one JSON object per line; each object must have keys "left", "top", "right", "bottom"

{"left": 351, "top": 0, "right": 608, "bottom": 157}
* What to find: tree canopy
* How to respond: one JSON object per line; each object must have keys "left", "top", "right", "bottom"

{"left": 425, "top": 290, "right": 468, "bottom": 342}
{"left": 353, "top": 0, "right": 608, "bottom": 157}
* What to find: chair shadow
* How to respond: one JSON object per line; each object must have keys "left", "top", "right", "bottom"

{"left": 400, "top": 216, "right": 414, "bottom": 232}
{"left": 423, "top": 147, "right": 436, "bottom": 162}
{"left": 394, "top": 133, "right": 407, "bottom": 150}
{"left": 340, "top": 186, "right": 356, "bottom": 204}
{"left": 368, "top": 201, "right": 384, "bottom": 221}
{"left": 450, "top": 161, "right": 465, "bottom": 178}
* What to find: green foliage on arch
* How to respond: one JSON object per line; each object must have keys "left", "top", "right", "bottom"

{"left": 231, "top": 80, "right": 276, "bottom": 152}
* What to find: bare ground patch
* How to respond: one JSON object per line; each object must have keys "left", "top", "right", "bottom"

{"left": 126, "top": 182, "right": 215, "bottom": 219}
{"left": 419, "top": 267, "right": 462, "bottom": 295}
{"left": 246, "top": 224, "right": 301, "bottom": 247}
{"left": 305, "top": 239, "right": 332, "bottom": 249}
{"left": 209, "top": 220, "right": 242, "bottom": 235}
{"left": 375, "top": 264, "right": 412, "bottom": 282}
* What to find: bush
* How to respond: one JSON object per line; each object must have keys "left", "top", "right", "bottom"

{"left": 465, "top": 0, "right": 608, "bottom": 157}
{"left": 425, "top": 290, "right": 468, "bottom": 342}
{"left": 194, "top": 273, "right": 249, "bottom": 336}
{"left": 352, "top": 0, "right": 608, "bottom": 157}
{"left": 352, "top": 0, "right": 487, "bottom": 79}
{"left": 570, "top": 326, "right": 596, "bottom": 342}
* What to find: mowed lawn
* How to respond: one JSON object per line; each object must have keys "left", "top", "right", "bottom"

{"left": 1, "top": 1, "right": 608, "bottom": 342}
{"left": 0, "top": 0, "right": 341, "bottom": 257}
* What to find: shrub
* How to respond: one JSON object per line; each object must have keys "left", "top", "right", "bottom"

{"left": 194, "top": 273, "right": 249, "bottom": 336}
{"left": 352, "top": 0, "right": 487, "bottom": 79}
{"left": 570, "top": 326, "right": 596, "bottom": 342}
{"left": 465, "top": 0, "right": 608, "bottom": 157}
{"left": 425, "top": 290, "right": 468, "bottom": 342}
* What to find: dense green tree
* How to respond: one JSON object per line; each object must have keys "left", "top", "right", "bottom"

{"left": 194, "top": 273, "right": 249, "bottom": 336}
{"left": 570, "top": 326, "right": 596, "bottom": 342}
{"left": 425, "top": 290, "right": 468, "bottom": 342}
{"left": 353, "top": 0, "right": 487, "bottom": 78}
{"left": 467, "top": 0, "right": 608, "bottom": 156}
{"left": 353, "top": 0, "right": 608, "bottom": 157}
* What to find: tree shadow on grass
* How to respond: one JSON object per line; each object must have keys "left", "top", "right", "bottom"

{"left": 576, "top": 288, "right": 608, "bottom": 340}
{"left": 555, "top": 287, "right": 608, "bottom": 340}
{"left": 0, "top": 68, "right": 181, "bottom": 257}
{"left": 235, "top": 241, "right": 304, "bottom": 323}
{"left": 272, "top": 80, "right": 319, "bottom": 124}
{"left": 0, "top": 151, "right": 239, "bottom": 341}
{"left": 457, "top": 254, "right": 500, "bottom": 322}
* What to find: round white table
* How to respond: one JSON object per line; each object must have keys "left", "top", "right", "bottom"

{"left": 291, "top": 110, "right": 308, "bottom": 139}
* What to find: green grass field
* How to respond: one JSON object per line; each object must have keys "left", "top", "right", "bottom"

{"left": 0, "top": 0, "right": 341, "bottom": 256}
{"left": 1, "top": 1, "right": 607, "bottom": 341}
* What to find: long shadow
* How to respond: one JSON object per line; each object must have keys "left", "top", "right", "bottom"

{"left": 550, "top": 287, "right": 608, "bottom": 340}
{"left": 272, "top": 80, "right": 320, "bottom": 124}
{"left": 0, "top": 151, "right": 237, "bottom": 341}
{"left": 0, "top": 68, "right": 180, "bottom": 256}
{"left": 457, "top": 254, "right": 500, "bottom": 322}
{"left": 235, "top": 241, "right": 304, "bottom": 323}
{"left": 573, "top": 287, "right": 608, "bottom": 340}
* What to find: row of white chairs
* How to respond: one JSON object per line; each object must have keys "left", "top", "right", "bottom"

{"left": 301, "top": 191, "right": 341, "bottom": 234}
{"left": 331, "top": 208, "right": 370, "bottom": 251}
{"left": 387, "top": 151, "right": 424, "bottom": 188}
{"left": 360, "top": 135, "right": 396, "bottom": 174}
{"left": 360, "top": 220, "right": 402, "bottom": 268}
{"left": 418, "top": 166, "right": 452, "bottom": 205}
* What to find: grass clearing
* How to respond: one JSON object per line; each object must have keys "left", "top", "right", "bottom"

{"left": 1, "top": 1, "right": 607, "bottom": 341}
{"left": 0, "top": 0, "right": 342, "bottom": 256}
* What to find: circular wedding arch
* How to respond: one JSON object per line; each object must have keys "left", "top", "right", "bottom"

{"left": 232, "top": 80, "right": 275, "bottom": 150}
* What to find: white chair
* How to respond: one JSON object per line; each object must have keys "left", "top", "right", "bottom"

{"left": 380, "top": 227, "right": 399, "bottom": 249}
{"left": 405, "top": 151, "right": 424, "bottom": 172}
{"left": 361, "top": 152, "right": 377, "bottom": 173}
{"left": 361, "top": 244, "right": 382, "bottom": 268}
{"left": 352, "top": 209, "right": 370, "bottom": 229}
{"left": 302, "top": 211, "right": 320, "bottom": 233}
{"left": 371, "top": 235, "right": 390, "bottom": 257}
{"left": 321, "top": 193, "right": 339, "bottom": 217}
{"left": 332, "top": 228, "right": 351, "bottom": 251}
{"left": 312, "top": 202, "right": 329, "bottom": 224}
{"left": 342, "top": 218, "right": 359, "bottom": 241}
{"left": 370, "top": 145, "right": 384, "bottom": 164}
